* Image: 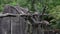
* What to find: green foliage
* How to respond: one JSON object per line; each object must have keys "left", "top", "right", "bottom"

{"left": 49, "top": 6, "right": 60, "bottom": 20}
{"left": 49, "top": 5, "right": 60, "bottom": 29}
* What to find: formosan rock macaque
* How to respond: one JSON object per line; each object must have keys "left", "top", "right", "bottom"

{"left": 3, "top": 4, "right": 30, "bottom": 14}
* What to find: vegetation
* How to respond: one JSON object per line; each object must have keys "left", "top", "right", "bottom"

{"left": 0, "top": 0, "right": 60, "bottom": 29}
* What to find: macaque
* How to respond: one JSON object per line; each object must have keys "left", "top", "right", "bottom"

{"left": 3, "top": 4, "right": 30, "bottom": 14}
